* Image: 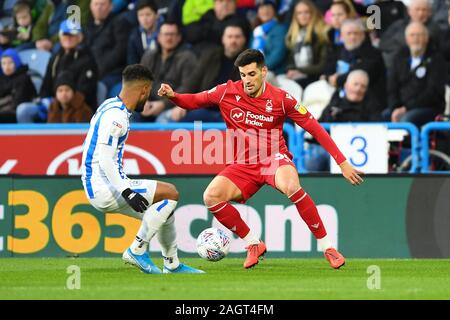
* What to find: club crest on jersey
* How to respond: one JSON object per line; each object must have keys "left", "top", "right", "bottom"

{"left": 230, "top": 107, "right": 245, "bottom": 123}
{"left": 294, "top": 104, "right": 308, "bottom": 115}
{"left": 265, "top": 100, "right": 273, "bottom": 112}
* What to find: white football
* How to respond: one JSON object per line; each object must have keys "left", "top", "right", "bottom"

{"left": 196, "top": 227, "right": 230, "bottom": 262}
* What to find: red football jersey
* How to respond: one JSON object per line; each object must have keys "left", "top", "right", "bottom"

{"left": 171, "top": 80, "right": 346, "bottom": 165}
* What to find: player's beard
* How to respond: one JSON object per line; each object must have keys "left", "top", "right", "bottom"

{"left": 245, "top": 84, "right": 257, "bottom": 97}
{"left": 135, "top": 98, "right": 146, "bottom": 113}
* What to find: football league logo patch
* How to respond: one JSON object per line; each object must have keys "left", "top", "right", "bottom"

{"left": 112, "top": 121, "right": 122, "bottom": 128}
{"left": 294, "top": 104, "right": 308, "bottom": 115}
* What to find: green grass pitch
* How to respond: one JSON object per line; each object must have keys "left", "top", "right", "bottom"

{"left": 0, "top": 258, "right": 449, "bottom": 299}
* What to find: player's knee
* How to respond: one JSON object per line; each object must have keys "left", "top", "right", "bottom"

{"left": 203, "top": 187, "right": 224, "bottom": 207}
{"left": 165, "top": 183, "right": 179, "bottom": 201}
{"left": 285, "top": 181, "right": 301, "bottom": 197}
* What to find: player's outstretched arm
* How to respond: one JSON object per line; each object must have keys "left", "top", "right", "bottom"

{"left": 158, "top": 82, "right": 229, "bottom": 110}
{"left": 339, "top": 160, "right": 364, "bottom": 186}
{"left": 158, "top": 83, "right": 175, "bottom": 98}
{"left": 158, "top": 83, "right": 211, "bottom": 110}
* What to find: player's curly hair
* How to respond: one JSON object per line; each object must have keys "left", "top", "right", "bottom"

{"left": 234, "top": 49, "right": 266, "bottom": 69}
{"left": 122, "top": 64, "right": 154, "bottom": 83}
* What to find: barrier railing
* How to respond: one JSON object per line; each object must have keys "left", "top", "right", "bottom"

{"left": 420, "top": 122, "right": 450, "bottom": 174}
{"left": 9, "top": 122, "right": 450, "bottom": 174}
{"left": 295, "top": 122, "right": 420, "bottom": 173}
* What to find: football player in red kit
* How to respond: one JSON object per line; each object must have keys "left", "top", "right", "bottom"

{"left": 158, "top": 49, "right": 363, "bottom": 269}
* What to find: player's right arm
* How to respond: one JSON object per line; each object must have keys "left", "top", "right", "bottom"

{"left": 158, "top": 83, "right": 227, "bottom": 110}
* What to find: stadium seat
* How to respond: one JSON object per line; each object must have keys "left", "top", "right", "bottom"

{"left": 31, "top": 76, "right": 43, "bottom": 93}
{"left": 0, "top": 16, "right": 13, "bottom": 28}
{"left": 18, "top": 49, "right": 51, "bottom": 78}
{"left": 97, "top": 81, "right": 108, "bottom": 106}
{"left": 276, "top": 74, "right": 303, "bottom": 102}
{"left": 1, "top": 0, "right": 16, "bottom": 16}
{"left": 302, "top": 80, "right": 335, "bottom": 119}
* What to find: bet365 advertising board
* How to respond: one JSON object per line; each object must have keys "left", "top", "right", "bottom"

{"left": 0, "top": 176, "right": 448, "bottom": 258}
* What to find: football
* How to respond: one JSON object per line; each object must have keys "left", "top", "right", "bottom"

{"left": 196, "top": 227, "right": 230, "bottom": 262}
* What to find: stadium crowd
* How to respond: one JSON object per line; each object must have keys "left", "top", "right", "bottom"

{"left": 0, "top": 0, "right": 449, "bottom": 169}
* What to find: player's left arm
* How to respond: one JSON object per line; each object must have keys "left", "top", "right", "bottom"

{"left": 284, "top": 95, "right": 364, "bottom": 185}
{"left": 96, "top": 113, "right": 131, "bottom": 192}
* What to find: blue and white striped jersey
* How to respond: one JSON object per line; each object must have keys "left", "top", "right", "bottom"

{"left": 81, "top": 97, "right": 131, "bottom": 199}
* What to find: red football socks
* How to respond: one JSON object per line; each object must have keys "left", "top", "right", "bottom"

{"left": 289, "top": 188, "right": 327, "bottom": 239}
{"left": 208, "top": 202, "right": 250, "bottom": 238}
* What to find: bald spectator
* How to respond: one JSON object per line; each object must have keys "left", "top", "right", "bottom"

{"left": 323, "top": 19, "right": 386, "bottom": 104}
{"left": 379, "top": 0, "right": 441, "bottom": 70}
{"left": 183, "top": 0, "right": 251, "bottom": 55}
{"left": 320, "top": 69, "right": 382, "bottom": 122}
{"left": 306, "top": 69, "right": 381, "bottom": 171}
{"left": 386, "top": 22, "right": 447, "bottom": 127}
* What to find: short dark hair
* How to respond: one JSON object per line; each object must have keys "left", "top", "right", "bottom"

{"left": 234, "top": 49, "right": 265, "bottom": 68}
{"left": 122, "top": 64, "right": 154, "bottom": 83}
{"left": 159, "top": 20, "right": 181, "bottom": 33}
{"left": 223, "top": 23, "right": 246, "bottom": 38}
{"left": 136, "top": 0, "right": 158, "bottom": 13}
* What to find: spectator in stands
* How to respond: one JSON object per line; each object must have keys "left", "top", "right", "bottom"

{"left": 306, "top": 69, "right": 380, "bottom": 171}
{"left": 320, "top": 69, "right": 381, "bottom": 122}
{"left": 30, "top": 0, "right": 50, "bottom": 21}
{"left": 431, "top": 0, "right": 449, "bottom": 31}
{"left": 16, "top": 20, "right": 98, "bottom": 122}
{"left": 183, "top": 0, "right": 251, "bottom": 55}
{"left": 174, "top": 23, "right": 247, "bottom": 122}
{"left": 47, "top": 71, "right": 92, "bottom": 122}
{"left": 32, "top": 0, "right": 90, "bottom": 52}
{"left": 379, "top": 0, "right": 441, "bottom": 70}
{"left": 0, "top": 1, "right": 34, "bottom": 50}
{"left": 371, "top": 0, "right": 405, "bottom": 39}
{"left": 167, "top": 0, "right": 214, "bottom": 27}
{"left": 139, "top": 21, "right": 196, "bottom": 122}
{"left": 0, "top": 48, "right": 36, "bottom": 123}
{"left": 442, "top": 9, "right": 450, "bottom": 85}
{"left": 250, "top": 0, "right": 287, "bottom": 75}
{"left": 284, "top": 0, "right": 329, "bottom": 88}
{"left": 386, "top": 22, "right": 447, "bottom": 127}
{"left": 323, "top": 19, "right": 386, "bottom": 105}
{"left": 323, "top": 0, "right": 359, "bottom": 24}
{"left": 84, "top": 0, "right": 133, "bottom": 92}
{"left": 326, "top": 0, "right": 355, "bottom": 49}
{"left": 127, "top": 0, "right": 160, "bottom": 65}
